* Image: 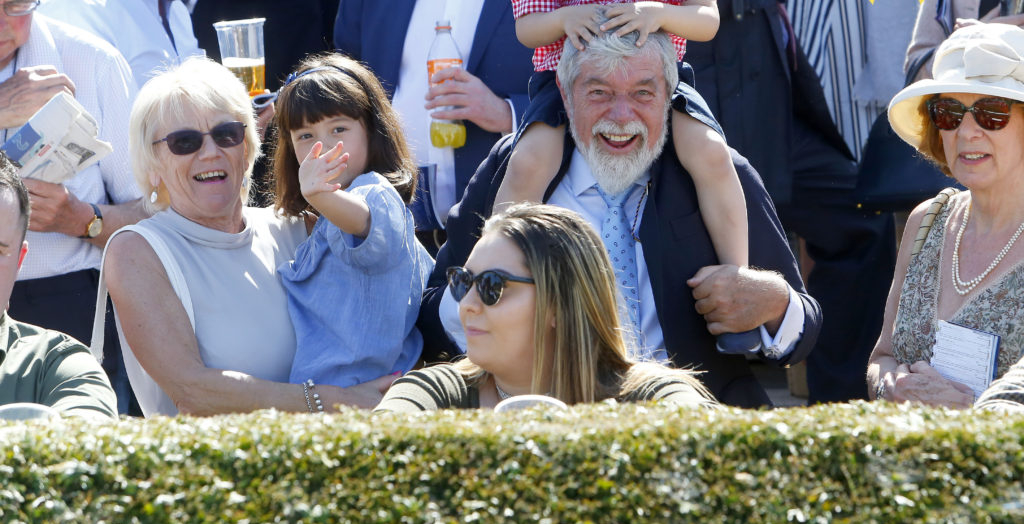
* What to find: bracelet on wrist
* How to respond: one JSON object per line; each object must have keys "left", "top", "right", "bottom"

{"left": 302, "top": 381, "right": 314, "bottom": 412}
{"left": 305, "top": 379, "right": 324, "bottom": 413}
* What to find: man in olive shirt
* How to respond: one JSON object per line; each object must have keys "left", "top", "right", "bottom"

{"left": 0, "top": 157, "right": 117, "bottom": 420}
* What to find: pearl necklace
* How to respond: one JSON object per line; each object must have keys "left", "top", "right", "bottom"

{"left": 951, "top": 202, "right": 1024, "bottom": 295}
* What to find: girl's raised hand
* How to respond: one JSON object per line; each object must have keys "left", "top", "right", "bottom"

{"left": 299, "top": 140, "right": 350, "bottom": 200}
{"left": 560, "top": 5, "right": 604, "bottom": 51}
{"left": 602, "top": 2, "right": 666, "bottom": 47}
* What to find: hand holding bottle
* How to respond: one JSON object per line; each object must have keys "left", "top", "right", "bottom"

{"left": 425, "top": 67, "right": 514, "bottom": 135}
{"left": 427, "top": 19, "right": 467, "bottom": 148}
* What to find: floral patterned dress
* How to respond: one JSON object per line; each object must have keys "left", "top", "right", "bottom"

{"left": 891, "top": 203, "right": 1024, "bottom": 379}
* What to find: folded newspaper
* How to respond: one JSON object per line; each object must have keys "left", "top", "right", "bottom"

{"left": 1, "top": 92, "right": 112, "bottom": 184}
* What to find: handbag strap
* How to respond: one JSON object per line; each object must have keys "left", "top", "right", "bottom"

{"left": 902, "top": 1, "right": 951, "bottom": 86}
{"left": 905, "top": 48, "right": 936, "bottom": 87}
{"left": 911, "top": 187, "right": 960, "bottom": 257}
{"left": 89, "top": 223, "right": 196, "bottom": 363}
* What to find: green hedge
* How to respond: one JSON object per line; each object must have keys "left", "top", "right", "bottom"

{"left": 2, "top": 401, "right": 1023, "bottom": 522}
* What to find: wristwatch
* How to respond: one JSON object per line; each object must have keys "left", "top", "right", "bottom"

{"left": 81, "top": 203, "right": 103, "bottom": 239}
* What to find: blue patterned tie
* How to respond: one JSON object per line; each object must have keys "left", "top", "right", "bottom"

{"left": 595, "top": 184, "right": 642, "bottom": 348}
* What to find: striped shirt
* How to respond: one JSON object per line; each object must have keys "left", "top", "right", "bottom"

{"left": 785, "top": 0, "right": 918, "bottom": 160}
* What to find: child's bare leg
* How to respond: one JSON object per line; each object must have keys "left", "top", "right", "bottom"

{"left": 672, "top": 111, "right": 748, "bottom": 267}
{"left": 674, "top": 110, "right": 760, "bottom": 351}
{"left": 495, "top": 122, "right": 565, "bottom": 213}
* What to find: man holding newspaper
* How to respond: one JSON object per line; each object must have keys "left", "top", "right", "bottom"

{"left": 0, "top": 2, "right": 147, "bottom": 415}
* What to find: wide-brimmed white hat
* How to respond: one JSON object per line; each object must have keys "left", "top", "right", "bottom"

{"left": 889, "top": 23, "right": 1024, "bottom": 149}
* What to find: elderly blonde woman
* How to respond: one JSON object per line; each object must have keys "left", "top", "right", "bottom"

{"left": 94, "top": 58, "right": 395, "bottom": 416}
{"left": 868, "top": 24, "right": 1024, "bottom": 407}
{"left": 375, "top": 204, "right": 718, "bottom": 412}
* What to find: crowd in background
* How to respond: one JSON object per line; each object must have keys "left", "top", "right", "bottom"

{"left": 3, "top": 0, "right": 1024, "bottom": 419}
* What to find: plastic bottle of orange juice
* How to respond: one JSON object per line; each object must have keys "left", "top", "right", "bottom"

{"left": 427, "top": 19, "right": 466, "bottom": 149}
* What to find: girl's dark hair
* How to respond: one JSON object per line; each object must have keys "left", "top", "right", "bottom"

{"left": 272, "top": 53, "right": 418, "bottom": 217}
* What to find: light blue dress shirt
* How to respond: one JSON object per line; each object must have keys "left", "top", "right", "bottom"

{"left": 280, "top": 172, "right": 434, "bottom": 388}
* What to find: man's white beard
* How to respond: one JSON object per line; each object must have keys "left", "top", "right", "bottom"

{"left": 571, "top": 116, "right": 668, "bottom": 197}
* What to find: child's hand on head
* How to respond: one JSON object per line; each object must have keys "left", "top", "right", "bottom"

{"left": 299, "top": 140, "right": 350, "bottom": 200}
{"left": 560, "top": 5, "right": 604, "bottom": 50}
{"left": 602, "top": 2, "right": 666, "bottom": 47}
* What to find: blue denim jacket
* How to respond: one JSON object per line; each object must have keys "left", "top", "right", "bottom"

{"left": 280, "top": 172, "right": 434, "bottom": 388}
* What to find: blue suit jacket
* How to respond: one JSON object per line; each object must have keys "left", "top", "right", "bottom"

{"left": 419, "top": 132, "right": 823, "bottom": 408}
{"left": 334, "top": 0, "right": 535, "bottom": 206}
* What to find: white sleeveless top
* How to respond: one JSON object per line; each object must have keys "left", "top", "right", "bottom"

{"left": 107, "top": 207, "right": 307, "bottom": 416}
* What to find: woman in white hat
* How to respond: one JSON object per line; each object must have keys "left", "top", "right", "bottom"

{"left": 868, "top": 23, "right": 1024, "bottom": 407}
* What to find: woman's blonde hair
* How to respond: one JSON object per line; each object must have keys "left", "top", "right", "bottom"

{"left": 128, "top": 57, "right": 260, "bottom": 212}
{"left": 454, "top": 203, "right": 707, "bottom": 404}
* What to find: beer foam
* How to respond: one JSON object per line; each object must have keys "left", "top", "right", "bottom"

{"left": 222, "top": 56, "right": 265, "bottom": 68}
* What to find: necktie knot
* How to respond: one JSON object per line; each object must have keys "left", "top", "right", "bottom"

{"left": 594, "top": 185, "right": 632, "bottom": 210}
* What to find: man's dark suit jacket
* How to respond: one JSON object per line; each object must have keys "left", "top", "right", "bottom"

{"left": 334, "top": 0, "right": 535, "bottom": 202}
{"left": 418, "top": 133, "right": 823, "bottom": 407}
{"left": 685, "top": 0, "right": 854, "bottom": 205}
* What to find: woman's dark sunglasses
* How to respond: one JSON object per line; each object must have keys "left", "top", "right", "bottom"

{"left": 152, "top": 121, "right": 247, "bottom": 155}
{"left": 447, "top": 266, "right": 534, "bottom": 306}
{"left": 927, "top": 97, "right": 1016, "bottom": 131}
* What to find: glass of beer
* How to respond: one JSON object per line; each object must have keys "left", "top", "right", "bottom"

{"left": 213, "top": 18, "right": 266, "bottom": 97}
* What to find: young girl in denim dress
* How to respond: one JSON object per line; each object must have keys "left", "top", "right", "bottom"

{"left": 273, "top": 54, "right": 433, "bottom": 389}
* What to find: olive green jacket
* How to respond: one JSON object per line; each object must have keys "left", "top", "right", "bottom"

{"left": 0, "top": 313, "right": 117, "bottom": 419}
{"left": 375, "top": 364, "right": 719, "bottom": 413}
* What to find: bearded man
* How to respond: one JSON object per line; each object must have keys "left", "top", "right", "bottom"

{"left": 418, "top": 19, "right": 822, "bottom": 408}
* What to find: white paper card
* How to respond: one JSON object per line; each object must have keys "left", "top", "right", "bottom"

{"left": 930, "top": 320, "right": 1000, "bottom": 399}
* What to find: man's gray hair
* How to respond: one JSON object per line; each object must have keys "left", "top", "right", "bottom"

{"left": 556, "top": 13, "right": 679, "bottom": 105}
